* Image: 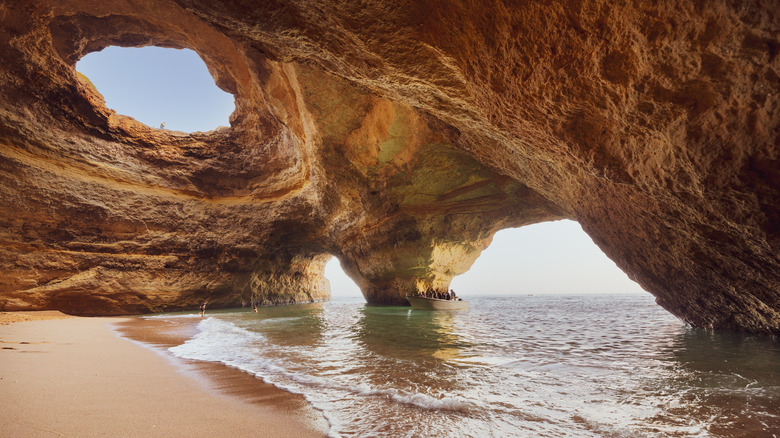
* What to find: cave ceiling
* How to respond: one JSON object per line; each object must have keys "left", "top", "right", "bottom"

{"left": 0, "top": 0, "right": 778, "bottom": 334}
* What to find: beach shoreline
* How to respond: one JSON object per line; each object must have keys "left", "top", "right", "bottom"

{"left": 0, "top": 311, "right": 329, "bottom": 437}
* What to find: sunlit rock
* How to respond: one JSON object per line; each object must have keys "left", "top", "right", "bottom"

{"left": 0, "top": 0, "right": 777, "bottom": 334}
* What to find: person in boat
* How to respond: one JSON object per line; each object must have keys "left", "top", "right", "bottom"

{"left": 450, "top": 289, "right": 457, "bottom": 300}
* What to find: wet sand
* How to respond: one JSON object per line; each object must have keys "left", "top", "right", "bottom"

{"left": 0, "top": 312, "right": 328, "bottom": 437}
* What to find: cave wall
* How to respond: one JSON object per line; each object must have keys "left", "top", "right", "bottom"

{"left": 0, "top": 0, "right": 778, "bottom": 334}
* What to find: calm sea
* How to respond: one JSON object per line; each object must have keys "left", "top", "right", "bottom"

{"left": 153, "top": 295, "right": 779, "bottom": 437}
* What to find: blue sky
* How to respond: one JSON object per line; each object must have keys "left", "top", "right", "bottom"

{"left": 77, "top": 46, "right": 645, "bottom": 298}
{"left": 77, "top": 46, "right": 234, "bottom": 132}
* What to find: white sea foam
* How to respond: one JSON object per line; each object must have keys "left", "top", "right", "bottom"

{"left": 169, "top": 317, "right": 267, "bottom": 363}
{"left": 153, "top": 295, "right": 780, "bottom": 438}
{"left": 168, "top": 316, "right": 475, "bottom": 425}
{"left": 142, "top": 313, "right": 201, "bottom": 319}
{"left": 362, "top": 387, "right": 473, "bottom": 411}
{"left": 165, "top": 316, "right": 480, "bottom": 438}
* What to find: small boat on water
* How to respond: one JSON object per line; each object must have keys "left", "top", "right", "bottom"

{"left": 406, "top": 296, "right": 469, "bottom": 310}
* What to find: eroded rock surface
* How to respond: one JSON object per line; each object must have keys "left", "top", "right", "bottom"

{"left": 0, "top": 1, "right": 778, "bottom": 334}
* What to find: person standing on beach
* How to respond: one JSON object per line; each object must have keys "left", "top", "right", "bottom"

{"left": 200, "top": 300, "right": 207, "bottom": 317}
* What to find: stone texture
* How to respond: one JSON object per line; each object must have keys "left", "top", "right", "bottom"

{"left": 0, "top": 0, "right": 778, "bottom": 334}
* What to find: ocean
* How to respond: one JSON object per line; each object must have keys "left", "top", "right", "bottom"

{"left": 149, "top": 294, "right": 779, "bottom": 437}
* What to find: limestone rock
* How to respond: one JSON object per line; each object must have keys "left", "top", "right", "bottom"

{"left": 0, "top": 0, "right": 777, "bottom": 334}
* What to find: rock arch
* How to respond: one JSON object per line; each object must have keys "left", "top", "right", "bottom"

{"left": 0, "top": 0, "right": 777, "bottom": 334}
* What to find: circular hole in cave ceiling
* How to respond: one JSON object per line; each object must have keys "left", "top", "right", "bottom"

{"left": 76, "top": 46, "right": 235, "bottom": 133}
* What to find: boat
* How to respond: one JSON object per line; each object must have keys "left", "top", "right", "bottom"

{"left": 406, "top": 296, "right": 469, "bottom": 310}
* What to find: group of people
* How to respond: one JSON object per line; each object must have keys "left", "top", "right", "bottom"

{"left": 419, "top": 288, "right": 460, "bottom": 301}
{"left": 199, "top": 287, "right": 462, "bottom": 316}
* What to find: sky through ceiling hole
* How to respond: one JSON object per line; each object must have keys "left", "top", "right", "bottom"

{"left": 76, "top": 46, "right": 235, "bottom": 133}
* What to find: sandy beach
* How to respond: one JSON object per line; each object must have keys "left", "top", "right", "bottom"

{"left": 0, "top": 311, "right": 328, "bottom": 437}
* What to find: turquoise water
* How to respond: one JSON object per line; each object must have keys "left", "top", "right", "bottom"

{"left": 157, "top": 295, "right": 780, "bottom": 437}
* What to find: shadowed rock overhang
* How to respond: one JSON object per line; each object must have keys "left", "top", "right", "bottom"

{"left": 0, "top": 0, "right": 777, "bottom": 335}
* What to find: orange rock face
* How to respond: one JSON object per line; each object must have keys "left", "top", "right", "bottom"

{"left": 0, "top": 1, "right": 778, "bottom": 334}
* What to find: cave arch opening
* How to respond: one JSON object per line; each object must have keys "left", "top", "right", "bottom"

{"left": 450, "top": 219, "right": 645, "bottom": 296}
{"left": 324, "top": 257, "right": 363, "bottom": 298}
{"left": 75, "top": 46, "right": 235, "bottom": 133}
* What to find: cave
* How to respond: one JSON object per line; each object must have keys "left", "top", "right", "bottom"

{"left": 0, "top": 1, "right": 778, "bottom": 334}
